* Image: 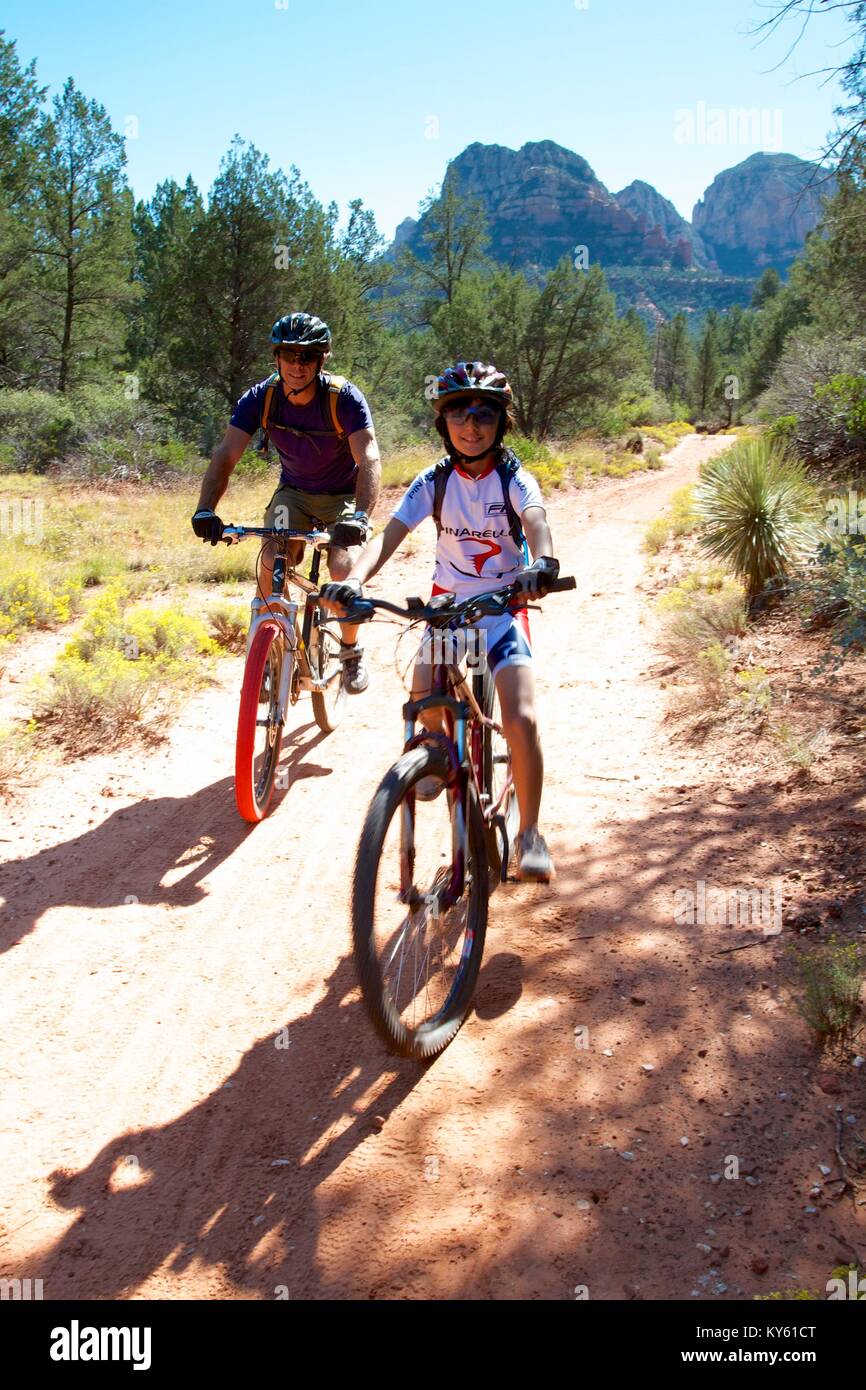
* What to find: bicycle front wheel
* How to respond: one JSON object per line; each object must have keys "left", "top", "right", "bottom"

{"left": 235, "top": 622, "right": 286, "bottom": 823}
{"left": 353, "top": 744, "right": 489, "bottom": 1060}
{"left": 309, "top": 605, "right": 347, "bottom": 734}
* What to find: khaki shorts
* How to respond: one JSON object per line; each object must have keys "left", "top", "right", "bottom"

{"left": 264, "top": 484, "right": 356, "bottom": 535}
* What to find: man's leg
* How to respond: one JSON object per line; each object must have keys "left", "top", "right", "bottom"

{"left": 260, "top": 486, "right": 305, "bottom": 598}
{"left": 259, "top": 538, "right": 304, "bottom": 599}
{"left": 327, "top": 543, "right": 363, "bottom": 647}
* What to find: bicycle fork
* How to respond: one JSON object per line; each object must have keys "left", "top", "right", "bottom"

{"left": 400, "top": 699, "right": 471, "bottom": 915}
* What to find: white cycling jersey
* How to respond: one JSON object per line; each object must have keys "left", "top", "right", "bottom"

{"left": 392, "top": 457, "right": 544, "bottom": 598}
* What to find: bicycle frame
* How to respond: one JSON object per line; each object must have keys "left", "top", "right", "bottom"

{"left": 224, "top": 524, "right": 344, "bottom": 728}
{"left": 400, "top": 661, "right": 512, "bottom": 908}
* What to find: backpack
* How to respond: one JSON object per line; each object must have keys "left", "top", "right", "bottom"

{"left": 431, "top": 450, "right": 528, "bottom": 557}
{"left": 259, "top": 371, "right": 348, "bottom": 453}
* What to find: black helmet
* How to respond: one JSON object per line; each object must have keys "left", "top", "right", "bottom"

{"left": 270, "top": 312, "right": 331, "bottom": 352}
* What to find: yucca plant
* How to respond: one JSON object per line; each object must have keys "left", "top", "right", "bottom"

{"left": 694, "top": 439, "right": 823, "bottom": 599}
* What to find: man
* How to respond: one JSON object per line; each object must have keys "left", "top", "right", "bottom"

{"left": 319, "top": 361, "right": 560, "bottom": 882}
{"left": 190, "top": 312, "right": 380, "bottom": 693}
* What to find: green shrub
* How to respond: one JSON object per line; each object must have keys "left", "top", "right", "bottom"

{"left": 643, "top": 516, "right": 671, "bottom": 554}
{"left": 757, "top": 333, "right": 866, "bottom": 467}
{"left": 794, "top": 535, "right": 866, "bottom": 652}
{"left": 788, "top": 937, "right": 865, "bottom": 1054}
{"left": 209, "top": 603, "right": 249, "bottom": 653}
{"left": 736, "top": 666, "right": 772, "bottom": 720}
{"left": 657, "top": 567, "right": 747, "bottom": 661}
{"left": 0, "top": 565, "right": 84, "bottom": 638}
{"left": 694, "top": 438, "right": 823, "bottom": 598}
{"left": 0, "top": 390, "right": 76, "bottom": 472}
{"left": 643, "top": 420, "right": 693, "bottom": 450}
{"left": 38, "top": 585, "right": 217, "bottom": 753}
{"left": 772, "top": 720, "right": 830, "bottom": 771}
{"left": 0, "top": 720, "right": 35, "bottom": 797}
{"left": 34, "top": 650, "right": 155, "bottom": 753}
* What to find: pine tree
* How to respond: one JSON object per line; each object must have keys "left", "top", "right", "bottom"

{"left": 690, "top": 311, "right": 721, "bottom": 415}
{"left": 0, "top": 33, "right": 47, "bottom": 385}
{"left": 31, "top": 78, "right": 136, "bottom": 391}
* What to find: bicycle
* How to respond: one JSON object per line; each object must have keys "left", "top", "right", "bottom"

{"left": 221, "top": 524, "right": 347, "bottom": 822}
{"left": 341, "top": 573, "right": 575, "bottom": 1060}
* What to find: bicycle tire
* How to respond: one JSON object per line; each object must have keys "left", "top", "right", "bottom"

{"left": 352, "top": 744, "right": 489, "bottom": 1060}
{"left": 309, "top": 606, "right": 347, "bottom": 734}
{"left": 235, "top": 621, "right": 286, "bottom": 822}
{"left": 473, "top": 667, "right": 519, "bottom": 882}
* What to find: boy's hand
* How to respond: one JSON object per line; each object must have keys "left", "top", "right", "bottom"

{"left": 517, "top": 556, "right": 560, "bottom": 596}
{"left": 318, "top": 577, "right": 363, "bottom": 618}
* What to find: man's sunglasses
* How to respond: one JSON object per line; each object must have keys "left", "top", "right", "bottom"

{"left": 276, "top": 348, "right": 322, "bottom": 365}
{"left": 441, "top": 403, "right": 501, "bottom": 426}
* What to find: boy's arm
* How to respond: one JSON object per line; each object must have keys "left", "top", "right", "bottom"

{"left": 522, "top": 505, "right": 555, "bottom": 561}
{"left": 350, "top": 516, "right": 409, "bottom": 583}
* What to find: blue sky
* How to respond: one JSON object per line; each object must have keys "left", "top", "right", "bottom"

{"left": 3, "top": 0, "right": 855, "bottom": 240}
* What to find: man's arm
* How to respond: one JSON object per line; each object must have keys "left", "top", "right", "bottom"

{"left": 196, "top": 425, "right": 252, "bottom": 512}
{"left": 348, "top": 427, "right": 381, "bottom": 516}
{"left": 522, "top": 505, "right": 555, "bottom": 561}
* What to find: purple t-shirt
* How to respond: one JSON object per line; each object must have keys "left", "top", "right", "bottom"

{"left": 231, "top": 374, "right": 373, "bottom": 493}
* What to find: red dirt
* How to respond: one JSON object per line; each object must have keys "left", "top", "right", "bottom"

{"left": 1, "top": 432, "right": 864, "bottom": 1301}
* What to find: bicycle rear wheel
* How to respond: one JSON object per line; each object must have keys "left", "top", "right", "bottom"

{"left": 353, "top": 744, "right": 489, "bottom": 1060}
{"left": 235, "top": 622, "right": 286, "bottom": 822}
{"left": 309, "top": 605, "right": 347, "bottom": 734}
{"left": 473, "top": 666, "right": 519, "bottom": 882}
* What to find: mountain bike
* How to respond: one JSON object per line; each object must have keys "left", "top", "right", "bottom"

{"left": 341, "top": 573, "right": 575, "bottom": 1060}
{"left": 221, "top": 524, "right": 347, "bottom": 822}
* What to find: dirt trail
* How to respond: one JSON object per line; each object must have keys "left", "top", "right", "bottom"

{"left": 2, "top": 433, "right": 862, "bottom": 1301}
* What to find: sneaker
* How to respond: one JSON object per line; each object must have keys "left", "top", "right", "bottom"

{"left": 338, "top": 642, "right": 369, "bottom": 694}
{"left": 515, "top": 827, "right": 556, "bottom": 883}
{"left": 415, "top": 776, "right": 444, "bottom": 802}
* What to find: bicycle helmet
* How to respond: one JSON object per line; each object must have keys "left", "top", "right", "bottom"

{"left": 432, "top": 361, "right": 513, "bottom": 412}
{"left": 270, "top": 312, "right": 331, "bottom": 352}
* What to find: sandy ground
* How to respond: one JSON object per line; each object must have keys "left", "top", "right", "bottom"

{"left": 2, "top": 432, "right": 864, "bottom": 1301}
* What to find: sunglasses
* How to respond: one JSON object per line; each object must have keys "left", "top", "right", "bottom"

{"left": 276, "top": 348, "right": 321, "bottom": 365}
{"left": 442, "top": 403, "right": 501, "bottom": 426}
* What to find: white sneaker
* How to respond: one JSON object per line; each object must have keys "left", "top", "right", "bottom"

{"left": 515, "top": 827, "right": 556, "bottom": 882}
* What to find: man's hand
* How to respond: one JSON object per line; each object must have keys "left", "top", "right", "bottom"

{"left": 517, "top": 555, "right": 560, "bottom": 596}
{"left": 319, "top": 577, "right": 363, "bottom": 618}
{"left": 191, "top": 509, "right": 224, "bottom": 545}
{"left": 329, "top": 511, "right": 370, "bottom": 550}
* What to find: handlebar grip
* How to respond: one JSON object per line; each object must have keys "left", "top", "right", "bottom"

{"left": 339, "top": 599, "right": 375, "bottom": 624}
{"left": 550, "top": 576, "right": 576, "bottom": 592}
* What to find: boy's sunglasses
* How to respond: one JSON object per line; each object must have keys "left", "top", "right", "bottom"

{"left": 441, "top": 403, "right": 501, "bottom": 426}
{"left": 276, "top": 348, "right": 321, "bottom": 365}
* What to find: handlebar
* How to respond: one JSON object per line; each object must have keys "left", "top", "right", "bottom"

{"left": 330, "top": 574, "right": 576, "bottom": 628}
{"left": 221, "top": 524, "right": 332, "bottom": 548}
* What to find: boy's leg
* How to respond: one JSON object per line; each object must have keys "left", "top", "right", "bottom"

{"left": 494, "top": 662, "right": 543, "bottom": 835}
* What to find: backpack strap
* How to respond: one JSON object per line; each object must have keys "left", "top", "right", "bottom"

{"left": 495, "top": 452, "right": 528, "bottom": 555}
{"left": 431, "top": 457, "right": 454, "bottom": 536}
{"left": 322, "top": 373, "right": 348, "bottom": 440}
{"left": 259, "top": 372, "right": 280, "bottom": 452}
